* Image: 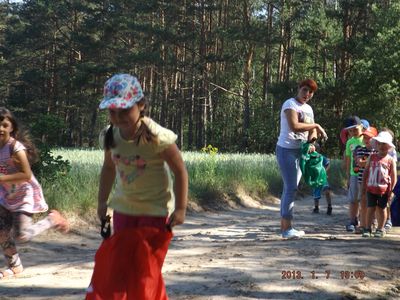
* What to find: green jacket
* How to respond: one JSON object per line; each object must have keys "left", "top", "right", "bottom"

{"left": 300, "top": 142, "right": 327, "bottom": 188}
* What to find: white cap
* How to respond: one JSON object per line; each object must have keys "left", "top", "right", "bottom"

{"left": 371, "top": 131, "right": 395, "bottom": 149}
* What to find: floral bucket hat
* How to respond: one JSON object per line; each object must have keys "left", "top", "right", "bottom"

{"left": 99, "top": 74, "right": 144, "bottom": 110}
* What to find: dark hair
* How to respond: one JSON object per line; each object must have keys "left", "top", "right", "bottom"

{"left": 0, "top": 107, "right": 39, "bottom": 164}
{"left": 298, "top": 79, "right": 318, "bottom": 92}
{"left": 103, "top": 98, "right": 158, "bottom": 150}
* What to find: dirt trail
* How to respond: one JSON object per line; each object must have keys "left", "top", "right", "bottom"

{"left": 1, "top": 193, "right": 399, "bottom": 299}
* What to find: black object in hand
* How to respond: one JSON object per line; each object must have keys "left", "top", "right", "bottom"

{"left": 101, "top": 215, "right": 111, "bottom": 239}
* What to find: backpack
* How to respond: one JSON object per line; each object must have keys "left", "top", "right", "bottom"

{"left": 300, "top": 142, "right": 328, "bottom": 188}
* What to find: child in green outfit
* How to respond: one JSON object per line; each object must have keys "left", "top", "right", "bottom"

{"left": 344, "top": 116, "right": 364, "bottom": 232}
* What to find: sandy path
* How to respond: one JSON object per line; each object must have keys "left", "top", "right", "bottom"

{"left": 1, "top": 193, "right": 399, "bottom": 299}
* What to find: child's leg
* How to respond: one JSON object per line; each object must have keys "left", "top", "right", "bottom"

{"left": 384, "top": 198, "right": 392, "bottom": 230}
{"left": 365, "top": 192, "right": 377, "bottom": 232}
{"left": 324, "top": 186, "right": 332, "bottom": 215}
{"left": 366, "top": 207, "right": 375, "bottom": 230}
{"left": 312, "top": 187, "right": 320, "bottom": 213}
{"left": 348, "top": 176, "right": 359, "bottom": 220}
{"left": 325, "top": 190, "right": 332, "bottom": 207}
{"left": 14, "top": 212, "right": 51, "bottom": 242}
{"left": 376, "top": 207, "right": 386, "bottom": 231}
{"left": 313, "top": 199, "right": 320, "bottom": 213}
{"left": 0, "top": 206, "right": 23, "bottom": 278}
{"left": 14, "top": 210, "right": 69, "bottom": 242}
{"left": 376, "top": 195, "right": 389, "bottom": 231}
{"left": 359, "top": 193, "right": 367, "bottom": 229}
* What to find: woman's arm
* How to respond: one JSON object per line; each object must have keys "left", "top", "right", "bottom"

{"left": 0, "top": 150, "right": 32, "bottom": 183}
{"left": 285, "top": 109, "right": 326, "bottom": 139}
{"left": 160, "top": 144, "right": 188, "bottom": 227}
{"left": 97, "top": 149, "right": 116, "bottom": 221}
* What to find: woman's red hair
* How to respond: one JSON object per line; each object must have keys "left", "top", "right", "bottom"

{"left": 298, "top": 79, "right": 318, "bottom": 92}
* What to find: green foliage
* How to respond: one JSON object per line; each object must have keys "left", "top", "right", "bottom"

{"left": 32, "top": 145, "right": 71, "bottom": 183}
{"left": 201, "top": 144, "right": 219, "bottom": 155}
{"left": 31, "top": 114, "right": 66, "bottom": 146}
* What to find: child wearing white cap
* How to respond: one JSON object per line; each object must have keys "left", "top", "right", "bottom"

{"left": 361, "top": 131, "right": 397, "bottom": 237}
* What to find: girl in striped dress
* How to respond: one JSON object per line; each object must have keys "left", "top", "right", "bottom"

{"left": 0, "top": 108, "right": 69, "bottom": 279}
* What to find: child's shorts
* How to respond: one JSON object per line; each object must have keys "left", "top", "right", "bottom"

{"left": 347, "top": 176, "right": 361, "bottom": 203}
{"left": 313, "top": 184, "right": 330, "bottom": 200}
{"left": 367, "top": 192, "right": 389, "bottom": 209}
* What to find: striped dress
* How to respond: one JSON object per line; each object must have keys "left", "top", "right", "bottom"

{"left": 0, "top": 138, "right": 48, "bottom": 213}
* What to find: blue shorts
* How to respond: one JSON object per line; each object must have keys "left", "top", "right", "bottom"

{"left": 347, "top": 175, "right": 361, "bottom": 203}
{"left": 313, "top": 184, "right": 330, "bottom": 200}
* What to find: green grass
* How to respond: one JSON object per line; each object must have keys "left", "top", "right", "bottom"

{"left": 42, "top": 149, "right": 346, "bottom": 213}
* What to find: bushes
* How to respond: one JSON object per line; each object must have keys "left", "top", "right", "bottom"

{"left": 32, "top": 145, "right": 71, "bottom": 183}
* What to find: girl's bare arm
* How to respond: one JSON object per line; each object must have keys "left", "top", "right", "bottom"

{"left": 160, "top": 144, "right": 188, "bottom": 227}
{"left": 97, "top": 150, "right": 116, "bottom": 221}
{"left": 0, "top": 150, "right": 32, "bottom": 183}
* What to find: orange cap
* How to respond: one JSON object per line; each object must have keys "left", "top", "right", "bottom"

{"left": 362, "top": 126, "right": 378, "bottom": 138}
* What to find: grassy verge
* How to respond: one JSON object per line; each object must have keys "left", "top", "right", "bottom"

{"left": 42, "top": 149, "right": 346, "bottom": 214}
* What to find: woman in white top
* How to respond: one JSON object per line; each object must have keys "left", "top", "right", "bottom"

{"left": 276, "top": 79, "right": 327, "bottom": 239}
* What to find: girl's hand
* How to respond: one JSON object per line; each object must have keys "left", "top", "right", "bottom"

{"left": 168, "top": 208, "right": 186, "bottom": 228}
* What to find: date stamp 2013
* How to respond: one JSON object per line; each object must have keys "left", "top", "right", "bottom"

{"left": 281, "top": 270, "right": 366, "bottom": 280}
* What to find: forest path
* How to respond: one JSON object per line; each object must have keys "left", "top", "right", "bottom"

{"left": 0, "top": 193, "right": 399, "bottom": 299}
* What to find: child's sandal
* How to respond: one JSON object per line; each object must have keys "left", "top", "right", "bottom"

{"left": 0, "top": 264, "right": 24, "bottom": 279}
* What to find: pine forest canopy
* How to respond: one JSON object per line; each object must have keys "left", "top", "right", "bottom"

{"left": 0, "top": 0, "right": 399, "bottom": 158}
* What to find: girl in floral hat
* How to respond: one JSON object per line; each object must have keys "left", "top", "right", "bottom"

{"left": 86, "top": 74, "right": 188, "bottom": 299}
{"left": 0, "top": 108, "right": 69, "bottom": 279}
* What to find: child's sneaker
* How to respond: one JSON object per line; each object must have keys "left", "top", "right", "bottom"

{"left": 384, "top": 219, "right": 392, "bottom": 231}
{"left": 374, "top": 229, "right": 385, "bottom": 238}
{"left": 282, "top": 228, "right": 305, "bottom": 239}
{"left": 346, "top": 223, "right": 355, "bottom": 232}
{"left": 327, "top": 206, "right": 332, "bottom": 215}
{"left": 362, "top": 228, "right": 372, "bottom": 237}
{"left": 49, "top": 210, "right": 70, "bottom": 233}
{"left": 313, "top": 207, "right": 319, "bottom": 213}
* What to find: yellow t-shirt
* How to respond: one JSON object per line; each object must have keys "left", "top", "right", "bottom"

{"left": 101, "top": 117, "right": 178, "bottom": 217}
